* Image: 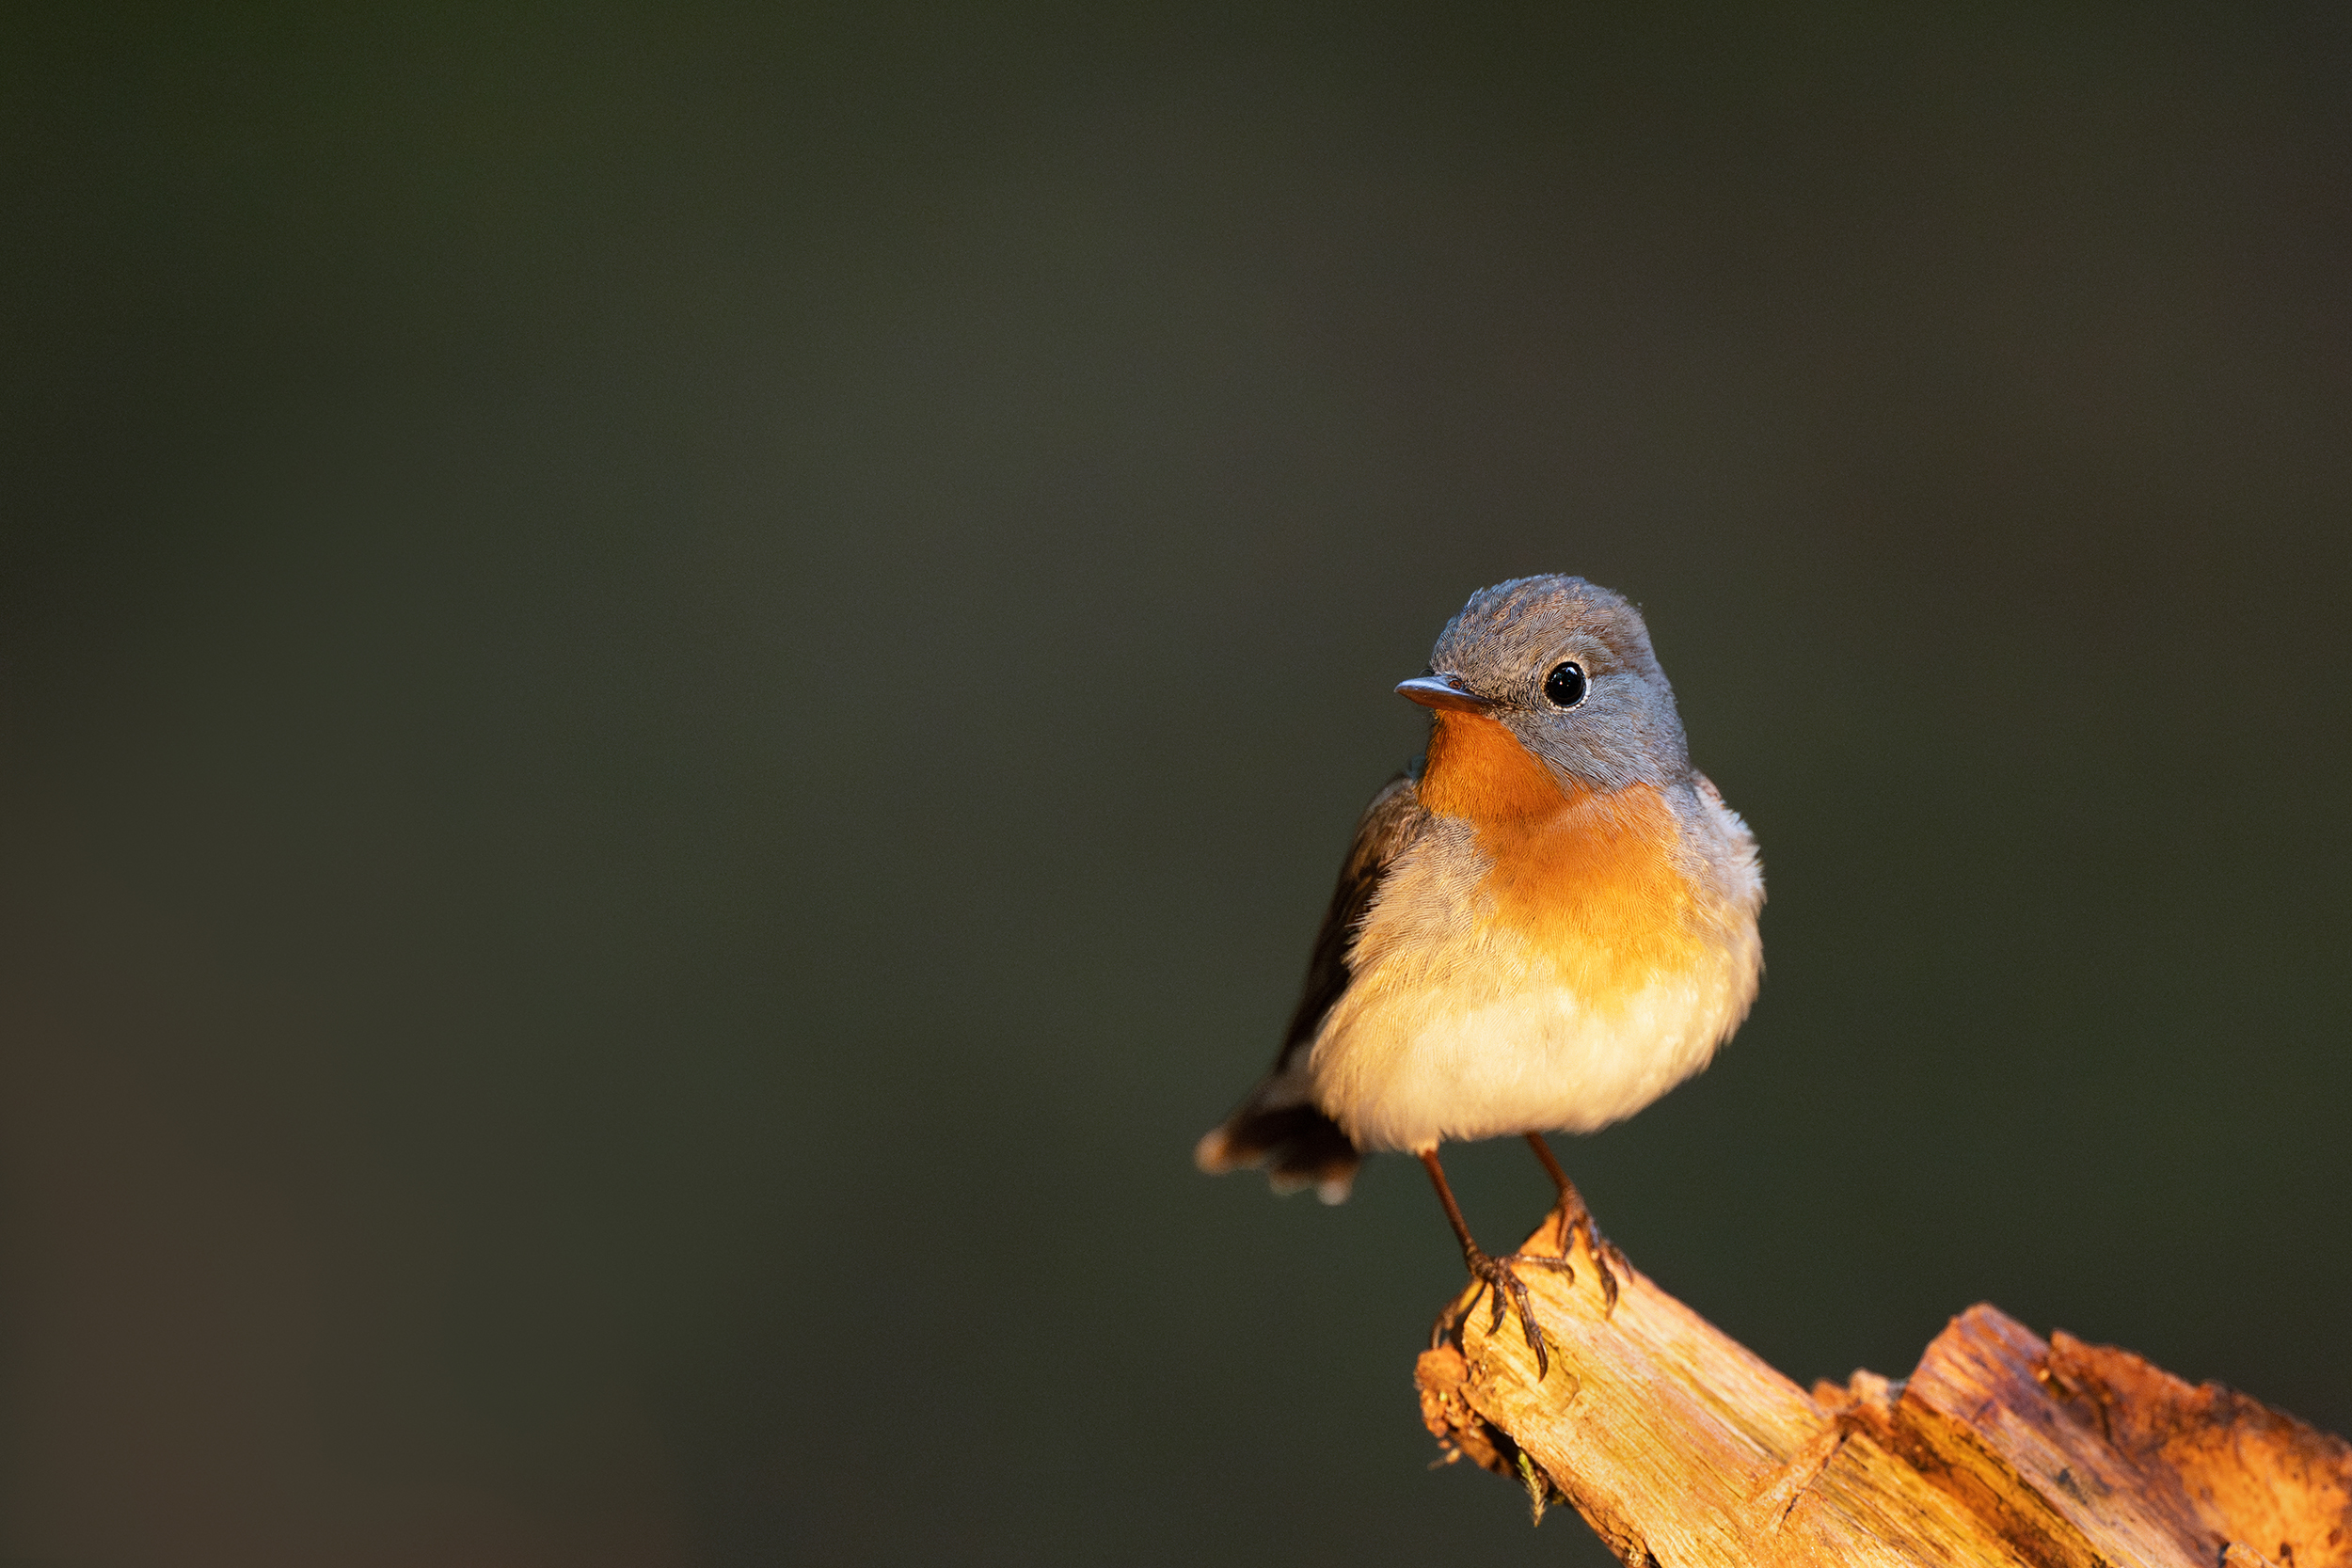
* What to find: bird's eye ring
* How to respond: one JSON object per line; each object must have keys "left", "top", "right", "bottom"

{"left": 1544, "top": 661, "right": 1588, "bottom": 708}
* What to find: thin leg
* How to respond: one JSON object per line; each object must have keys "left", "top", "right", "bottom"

{"left": 1418, "top": 1148, "right": 1570, "bottom": 1379}
{"left": 1418, "top": 1148, "right": 1481, "bottom": 1257}
{"left": 1523, "top": 1133, "right": 1623, "bottom": 1314}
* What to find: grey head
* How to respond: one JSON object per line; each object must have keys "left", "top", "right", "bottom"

{"left": 1397, "top": 575, "right": 1690, "bottom": 792}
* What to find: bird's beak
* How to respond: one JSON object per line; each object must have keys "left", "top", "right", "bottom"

{"left": 1395, "top": 673, "right": 1497, "bottom": 713}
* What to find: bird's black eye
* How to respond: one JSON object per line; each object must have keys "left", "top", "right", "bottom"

{"left": 1544, "top": 661, "right": 1587, "bottom": 708}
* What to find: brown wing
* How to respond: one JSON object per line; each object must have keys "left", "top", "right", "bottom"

{"left": 1194, "top": 769, "right": 1431, "bottom": 1202}
{"left": 1273, "top": 769, "right": 1428, "bottom": 1073}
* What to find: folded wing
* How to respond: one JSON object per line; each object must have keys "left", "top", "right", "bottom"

{"left": 1194, "top": 770, "right": 1431, "bottom": 1203}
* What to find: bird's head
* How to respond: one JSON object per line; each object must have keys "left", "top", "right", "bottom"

{"left": 1398, "top": 575, "right": 1689, "bottom": 800}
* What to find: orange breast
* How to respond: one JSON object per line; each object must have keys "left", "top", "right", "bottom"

{"left": 1421, "top": 711, "right": 1707, "bottom": 1001}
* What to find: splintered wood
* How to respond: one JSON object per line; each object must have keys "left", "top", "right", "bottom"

{"left": 1414, "top": 1212, "right": 2351, "bottom": 1567}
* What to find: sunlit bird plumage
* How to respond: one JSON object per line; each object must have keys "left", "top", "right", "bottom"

{"left": 1197, "top": 575, "right": 1762, "bottom": 1373}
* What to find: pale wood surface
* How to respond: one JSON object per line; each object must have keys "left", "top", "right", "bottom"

{"left": 1414, "top": 1211, "right": 2351, "bottom": 1567}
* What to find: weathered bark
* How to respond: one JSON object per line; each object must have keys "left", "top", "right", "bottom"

{"left": 1415, "top": 1211, "right": 2350, "bottom": 1567}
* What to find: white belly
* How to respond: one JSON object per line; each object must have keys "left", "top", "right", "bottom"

{"left": 1303, "top": 804, "right": 1763, "bottom": 1154}
{"left": 1308, "top": 938, "right": 1755, "bottom": 1151}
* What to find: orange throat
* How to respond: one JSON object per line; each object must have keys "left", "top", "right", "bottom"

{"left": 1419, "top": 711, "right": 1705, "bottom": 993}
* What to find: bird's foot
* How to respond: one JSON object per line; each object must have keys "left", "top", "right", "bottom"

{"left": 1430, "top": 1244, "right": 1573, "bottom": 1379}
{"left": 1537, "top": 1191, "right": 1625, "bottom": 1316}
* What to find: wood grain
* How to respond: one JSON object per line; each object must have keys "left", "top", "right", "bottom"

{"left": 1414, "top": 1212, "right": 2348, "bottom": 1566}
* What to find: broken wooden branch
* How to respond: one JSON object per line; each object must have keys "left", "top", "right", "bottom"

{"left": 1415, "top": 1210, "right": 2351, "bottom": 1567}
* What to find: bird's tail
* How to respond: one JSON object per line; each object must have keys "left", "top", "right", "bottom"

{"left": 1194, "top": 1073, "right": 1361, "bottom": 1204}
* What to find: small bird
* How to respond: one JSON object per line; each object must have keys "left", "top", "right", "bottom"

{"left": 1197, "top": 576, "right": 1762, "bottom": 1373}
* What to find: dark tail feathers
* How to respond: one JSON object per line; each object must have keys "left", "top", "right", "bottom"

{"left": 1195, "top": 1085, "right": 1360, "bottom": 1204}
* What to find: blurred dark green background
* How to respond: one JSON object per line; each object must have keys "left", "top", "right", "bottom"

{"left": 4, "top": 5, "right": 2348, "bottom": 1564}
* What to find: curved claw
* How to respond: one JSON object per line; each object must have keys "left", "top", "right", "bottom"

{"left": 1431, "top": 1253, "right": 1556, "bottom": 1380}
{"left": 1546, "top": 1200, "right": 1624, "bottom": 1317}
{"left": 1493, "top": 1260, "right": 1550, "bottom": 1380}
{"left": 1559, "top": 1224, "right": 1624, "bottom": 1316}
{"left": 1523, "top": 1138, "right": 1627, "bottom": 1317}
{"left": 1593, "top": 1240, "right": 1625, "bottom": 1316}
{"left": 1465, "top": 1250, "right": 1552, "bottom": 1380}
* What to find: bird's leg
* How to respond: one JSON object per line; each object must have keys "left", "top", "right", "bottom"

{"left": 1418, "top": 1148, "right": 1569, "bottom": 1379}
{"left": 1519, "top": 1133, "right": 1623, "bottom": 1314}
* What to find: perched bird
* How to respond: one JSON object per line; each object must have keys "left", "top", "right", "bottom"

{"left": 1197, "top": 576, "right": 1763, "bottom": 1373}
